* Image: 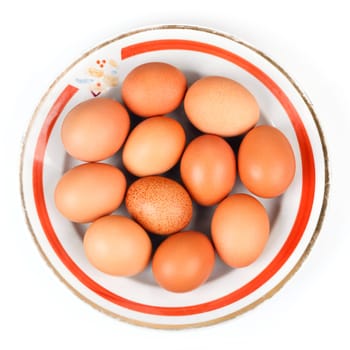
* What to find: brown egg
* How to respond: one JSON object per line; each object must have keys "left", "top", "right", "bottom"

{"left": 180, "top": 134, "right": 236, "bottom": 206}
{"left": 211, "top": 193, "right": 270, "bottom": 268}
{"left": 238, "top": 125, "right": 296, "bottom": 198}
{"left": 125, "top": 176, "right": 192, "bottom": 235}
{"left": 152, "top": 231, "right": 215, "bottom": 293}
{"left": 121, "top": 62, "right": 187, "bottom": 117}
{"left": 54, "top": 163, "right": 126, "bottom": 223}
{"left": 61, "top": 98, "right": 130, "bottom": 162}
{"left": 184, "top": 76, "right": 259, "bottom": 136}
{"left": 122, "top": 116, "right": 186, "bottom": 177}
{"left": 83, "top": 215, "right": 152, "bottom": 276}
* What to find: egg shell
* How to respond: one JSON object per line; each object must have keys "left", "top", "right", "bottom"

{"left": 121, "top": 62, "right": 187, "bottom": 117}
{"left": 83, "top": 215, "right": 152, "bottom": 276}
{"left": 122, "top": 116, "right": 186, "bottom": 177}
{"left": 184, "top": 76, "right": 259, "bottom": 136}
{"left": 54, "top": 163, "right": 126, "bottom": 223}
{"left": 125, "top": 176, "right": 193, "bottom": 235}
{"left": 61, "top": 97, "right": 130, "bottom": 162}
{"left": 152, "top": 231, "right": 215, "bottom": 293}
{"left": 211, "top": 193, "right": 270, "bottom": 268}
{"left": 180, "top": 134, "right": 236, "bottom": 206}
{"left": 238, "top": 125, "right": 296, "bottom": 198}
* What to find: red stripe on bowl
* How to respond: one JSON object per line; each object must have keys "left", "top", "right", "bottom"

{"left": 32, "top": 38, "right": 315, "bottom": 317}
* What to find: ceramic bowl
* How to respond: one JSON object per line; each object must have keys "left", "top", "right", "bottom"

{"left": 20, "top": 25, "right": 329, "bottom": 328}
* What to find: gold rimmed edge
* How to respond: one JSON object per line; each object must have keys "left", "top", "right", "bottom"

{"left": 19, "top": 24, "right": 330, "bottom": 330}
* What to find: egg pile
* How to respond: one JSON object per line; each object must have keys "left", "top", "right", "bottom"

{"left": 54, "top": 62, "right": 296, "bottom": 293}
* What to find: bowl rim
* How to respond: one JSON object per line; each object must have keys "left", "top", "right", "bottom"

{"left": 19, "top": 23, "right": 330, "bottom": 329}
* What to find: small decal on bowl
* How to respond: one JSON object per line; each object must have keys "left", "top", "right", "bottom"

{"left": 75, "top": 58, "right": 119, "bottom": 97}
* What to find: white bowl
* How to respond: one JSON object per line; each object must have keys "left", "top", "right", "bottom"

{"left": 20, "top": 24, "right": 329, "bottom": 329}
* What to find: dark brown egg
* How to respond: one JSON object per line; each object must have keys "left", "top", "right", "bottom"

{"left": 125, "top": 176, "right": 193, "bottom": 235}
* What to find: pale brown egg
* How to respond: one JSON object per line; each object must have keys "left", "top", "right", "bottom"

{"left": 61, "top": 98, "right": 130, "bottom": 162}
{"left": 238, "top": 125, "right": 296, "bottom": 198}
{"left": 184, "top": 76, "right": 259, "bottom": 136}
{"left": 180, "top": 134, "right": 236, "bottom": 206}
{"left": 83, "top": 215, "right": 152, "bottom": 276}
{"left": 121, "top": 62, "right": 187, "bottom": 117}
{"left": 122, "top": 116, "right": 186, "bottom": 177}
{"left": 152, "top": 231, "right": 215, "bottom": 293}
{"left": 54, "top": 163, "right": 126, "bottom": 223}
{"left": 211, "top": 193, "right": 270, "bottom": 268}
{"left": 125, "top": 176, "right": 193, "bottom": 235}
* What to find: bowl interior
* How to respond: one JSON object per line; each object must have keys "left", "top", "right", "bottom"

{"left": 44, "top": 46, "right": 302, "bottom": 306}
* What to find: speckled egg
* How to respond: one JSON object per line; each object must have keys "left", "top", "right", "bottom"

{"left": 125, "top": 176, "right": 193, "bottom": 235}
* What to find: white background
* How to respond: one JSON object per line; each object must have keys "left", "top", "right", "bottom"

{"left": 1, "top": 0, "right": 349, "bottom": 349}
